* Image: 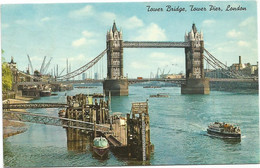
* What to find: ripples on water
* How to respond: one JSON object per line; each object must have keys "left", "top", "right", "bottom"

{"left": 3, "top": 85, "right": 259, "bottom": 166}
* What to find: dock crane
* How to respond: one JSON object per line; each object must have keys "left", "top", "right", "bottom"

{"left": 39, "top": 56, "right": 47, "bottom": 75}
{"left": 27, "top": 54, "right": 34, "bottom": 75}
{"left": 42, "top": 57, "right": 52, "bottom": 75}
{"left": 58, "top": 68, "right": 65, "bottom": 76}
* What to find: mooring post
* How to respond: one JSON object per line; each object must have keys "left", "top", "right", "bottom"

{"left": 99, "top": 99, "right": 103, "bottom": 124}
{"left": 141, "top": 113, "right": 146, "bottom": 161}
{"left": 90, "top": 108, "right": 92, "bottom": 123}
{"left": 126, "top": 113, "right": 131, "bottom": 157}
{"left": 94, "top": 121, "right": 96, "bottom": 138}
{"left": 93, "top": 109, "right": 96, "bottom": 138}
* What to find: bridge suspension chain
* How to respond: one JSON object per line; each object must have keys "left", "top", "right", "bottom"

{"left": 204, "top": 55, "right": 237, "bottom": 78}
{"left": 204, "top": 49, "right": 247, "bottom": 78}
{"left": 204, "top": 49, "right": 250, "bottom": 79}
{"left": 57, "top": 49, "right": 107, "bottom": 80}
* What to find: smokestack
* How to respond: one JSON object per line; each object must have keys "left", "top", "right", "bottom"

{"left": 239, "top": 56, "right": 242, "bottom": 65}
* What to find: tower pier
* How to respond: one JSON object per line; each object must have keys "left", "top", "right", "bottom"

{"left": 103, "top": 78, "right": 128, "bottom": 96}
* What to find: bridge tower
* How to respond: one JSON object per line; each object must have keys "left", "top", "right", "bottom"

{"left": 182, "top": 23, "right": 210, "bottom": 94}
{"left": 103, "top": 21, "right": 129, "bottom": 96}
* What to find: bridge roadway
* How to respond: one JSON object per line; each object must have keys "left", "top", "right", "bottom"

{"left": 3, "top": 111, "right": 111, "bottom": 133}
{"left": 16, "top": 78, "right": 186, "bottom": 85}
{"left": 16, "top": 77, "right": 258, "bottom": 86}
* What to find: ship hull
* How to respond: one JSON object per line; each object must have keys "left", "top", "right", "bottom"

{"left": 207, "top": 129, "right": 241, "bottom": 138}
{"left": 93, "top": 146, "right": 109, "bottom": 158}
{"left": 40, "top": 91, "right": 51, "bottom": 97}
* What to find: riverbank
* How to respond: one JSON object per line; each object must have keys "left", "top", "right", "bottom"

{"left": 3, "top": 96, "right": 33, "bottom": 138}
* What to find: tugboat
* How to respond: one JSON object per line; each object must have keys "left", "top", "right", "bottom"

{"left": 207, "top": 122, "right": 241, "bottom": 138}
{"left": 93, "top": 136, "right": 109, "bottom": 158}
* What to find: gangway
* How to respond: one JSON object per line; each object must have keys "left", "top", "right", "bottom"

{"left": 3, "top": 103, "right": 68, "bottom": 109}
{"left": 3, "top": 111, "right": 112, "bottom": 133}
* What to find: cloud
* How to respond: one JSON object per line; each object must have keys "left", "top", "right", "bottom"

{"left": 202, "top": 19, "right": 216, "bottom": 27}
{"left": 123, "top": 16, "right": 144, "bottom": 29}
{"left": 149, "top": 52, "right": 184, "bottom": 68}
{"left": 72, "top": 37, "right": 86, "bottom": 47}
{"left": 82, "top": 30, "right": 95, "bottom": 37}
{"left": 237, "top": 40, "right": 250, "bottom": 47}
{"left": 239, "top": 17, "right": 255, "bottom": 27}
{"left": 101, "top": 12, "right": 117, "bottom": 20}
{"left": 69, "top": 5, "right": 94, "bottom": 18}
{"left": 133, "top": 23, "right": 167, "bottom": 41}
{"left": 130, "top": 61, "right": 150, "bottom": 69}
{"left": 30, "top": 56, "right": 44, "bottom": 62}
{"left": 59, "top": 53, "right": 90, "bottom": 63}
{"left": 2, "top": 23, "right": 9, "bottom": 28}
{"left": 150, "top": 52, "right": 169, "bottom": 59}
{"left": 41, "top": 17, "right": 51, "bottom": 22}
{"left": 72, "top": 30, "right": 98, "bottom": 48}
{"left": 99, "top": 12, "right": 117, "bottom": 25}
{"left": 226, "top": 29, "right": 242, "bottom": 38}
{"left": 71, "top": 37, "right": 97, "bottom": 48}
{"left": 15, "top": 19, "right": 27, "bottom": 25}
{"left": 69, "top": 54, "right": 86, "bottom": 62}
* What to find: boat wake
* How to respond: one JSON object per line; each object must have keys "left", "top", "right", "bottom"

{"left": 189, "top": 123, "right": 207, "bottom": 130}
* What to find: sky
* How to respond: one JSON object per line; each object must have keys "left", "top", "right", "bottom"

{"left": 1, "top": 1, "right": 258, "bottom": 79}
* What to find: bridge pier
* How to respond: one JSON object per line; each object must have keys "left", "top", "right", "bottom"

{"left": 181, "top": 78, "right": 210, "bottom": 94}
{"left": 103, "top": 79, "right": 128, "bottom": 96}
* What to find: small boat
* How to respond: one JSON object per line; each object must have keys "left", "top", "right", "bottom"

{"left": 75, "top": 86, "right": 96, "bottom": 89}
{"left": 143, "top": 86, "right": 161, "bottom": 88}
{"left": 150, "top": 93, "right": 169, "bottom": 98}
{"left": 207, "top": 122, "right": 241, "bottom": 139}
{"left": 40, "top": 90, "right": 51, "bottom": 97}
{"left": 90, "top": 93, "right": 104, "bottom": 98}
{"left": 93, "top": 137, "right": 109, "bottom": 158}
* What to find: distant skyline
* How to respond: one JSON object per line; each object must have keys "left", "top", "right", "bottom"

{"left": 1, "top": 1, "right": 258, "bottom": 78}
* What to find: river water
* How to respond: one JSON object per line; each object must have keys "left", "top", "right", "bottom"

{"left": 3, "top": 84, "right": 259, "bottom": 167}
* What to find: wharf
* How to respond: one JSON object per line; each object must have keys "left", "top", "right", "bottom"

{"left": 3, "top": 93, "right": 153, "bottom": 161}
{"left": 64, "top": 94, "right": 153, "bottom": 160}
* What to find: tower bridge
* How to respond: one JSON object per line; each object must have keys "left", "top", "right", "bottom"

{"left": 103, "top": 22, "right": 208, "bottom": 95}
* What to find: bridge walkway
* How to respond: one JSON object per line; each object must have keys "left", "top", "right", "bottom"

{"left": 3, "top": 103, "right": 68, "bottom": 109}
{"left": 3, "top": 111, "right": 111, "bottom": 133}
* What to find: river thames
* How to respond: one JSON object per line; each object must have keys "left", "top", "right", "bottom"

{"left": 3, "top": 84, "right": 259, "bottom": 167}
